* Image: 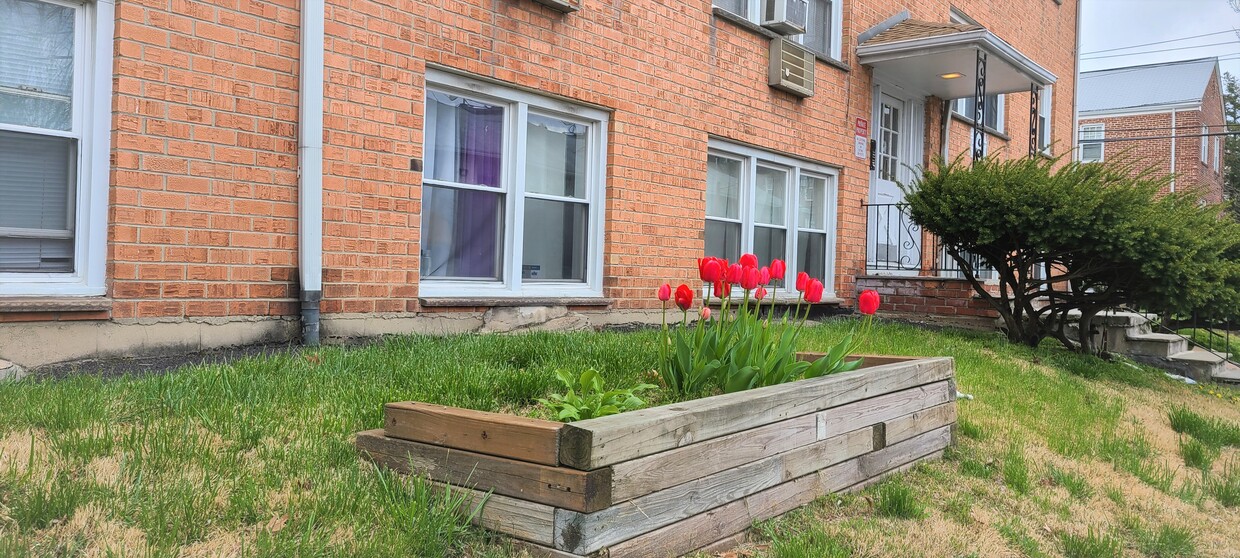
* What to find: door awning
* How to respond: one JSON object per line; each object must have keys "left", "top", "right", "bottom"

{"left": 856, "top": 19, "right": 1056, "bottom": 98}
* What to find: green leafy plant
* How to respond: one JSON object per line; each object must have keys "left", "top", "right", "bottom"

{"left": 537, "top": 369, "right": 655, "bottom": 423}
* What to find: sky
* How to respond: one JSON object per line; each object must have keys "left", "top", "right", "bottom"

{"left": 1080, "top": 0, "right": 1240, "bottom": 79}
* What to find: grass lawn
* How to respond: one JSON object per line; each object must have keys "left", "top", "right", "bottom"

{"left": 1, "top": 321, "right": 1239, "bottom": 557}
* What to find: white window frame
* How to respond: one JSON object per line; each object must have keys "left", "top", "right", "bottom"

{"left": 1214, "top": 136, "right": 1221, "bottom": 172}
{"left": 1079, "top": 124, "right": 1104, "bottom": 163}
{"left": 1202, "top": 125, "right": 1209, "bottom": 163}
{"left": 0, "top": 0, "right": 113, "bottom": 297}
{"left": 705, "top": 139, "right": 839, "bottom": 299}
{"left": 1038, "top": 85, "right": 1053, "bottom": 153}
{"left": 419, "top": 69, "right": 608, "bottom": 299}
{"left": 712, "top": 0, "right": 842, "bottom": 60}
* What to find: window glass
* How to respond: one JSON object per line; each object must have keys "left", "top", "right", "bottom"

{"left": 754, "top": 166, "right": 786, "bottom": 226}
{"left": 525, "top": 114, "right": 587, "bottom": 199}
{"left": 0, "top": 129, "right": 76, "bottom": 272}
{"left": 798, "top": 175, "right": 826, "bottom": 230}
{"left": 420, "top": 185, "right": 504, "bottom": 280}
{"left": 706, "top": 155, "right": 742, "bottom": 219}
{"left": 712, "top": 0, "right": 746, "bottom": 15}
{"left": 0, "top": 0, "right": 75, "bottom": 131}
{"left": 803, "top": 0, "right": 831, "bottom": 54}
{"left": 956, "top": 94, "right": 1003, "bottom": 132}
{"left": 424, "top": 91, "right": 503, "bottom": 188}
{"left": 522, "top": 198, "right": 587, "bottom": 281}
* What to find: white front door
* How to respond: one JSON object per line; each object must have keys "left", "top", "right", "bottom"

{"left": 867, "top": 88, "right": 923, "bottom": 272}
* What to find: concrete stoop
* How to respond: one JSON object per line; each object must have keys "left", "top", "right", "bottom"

{"left": 1025, "top": 311, "right": 1231, "bottom": 383}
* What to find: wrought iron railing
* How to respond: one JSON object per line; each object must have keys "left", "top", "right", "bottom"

{"left": 1142, "top": 309, "right": 1239, "bottom": 368}
{"left": 864, "top": 202, "right": 995, "bottom": 279}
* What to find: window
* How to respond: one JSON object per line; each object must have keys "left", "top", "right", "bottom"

{"left": 0, "top": 0, "right": 111, "bottom": 296}
{"left": 419, "top": 70, "right": 608, "bottom": 298}
{"left": 954, "top": 94, "right": 1005, "bottom": 133}
{"left": 704, "top": 140, "right": 838, "bottom": 296}
{"left": 1079, "top": 124, "right": 1104, "bottom": 163}
{"left": 712, "top": 0, "right": 842, "bottom": 60}
{"left": 1037, "top": 85, "right": 1053, "bottom": 152}
{"left": 1202, "top": 126, "right": 1208, "bottom": 163}
{"left": 1215, "top": 136, "right": 1221, "bottom": 173}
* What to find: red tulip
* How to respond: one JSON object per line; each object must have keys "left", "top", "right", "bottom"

{"left": 858, "top": 289, "right": 881, "bottom": 315}
{"left": 698, "top": 258, "right": 722, "bottom": 283}
{"left": 755, "top": 287, "right": 768, "bottom": 301}
{"left": 701, "top": 307, "right": 712, "bottom": 320}
{"left": 726, "top": 264, "right": 744, "bottom": 284}
{"left": 713, "top": 279, "right": 727, "bottom": 297}
{"left": 739, "top": 253, "right": 759, "bottom": 268}
{"left": 769, "top": 259, "right": 786, "bottom": 280}
{"left": 805, "top": 279, "right": 825, "bottom": 303}
{"left": 740, "top": 266, "right": 761, "bottom": 290}
{"left": 674, "top": 284, "right": 694, "bottom": 311}
{"left": 657, "top": 283, "right": 671, "bottom": 302}
{"left": 795, "top": 271, "right": 810, "bottom": 292}
{"left": 759, "top": 266, "right": 771, "bottom": 285}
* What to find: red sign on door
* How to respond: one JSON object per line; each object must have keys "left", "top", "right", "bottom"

{"left": 855, "top": 117, "right": 869, "bottom": 136}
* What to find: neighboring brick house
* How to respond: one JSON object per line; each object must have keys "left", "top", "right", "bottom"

{"left": 0, "top": 0, "right": 1079, "bottom": 367}
{"left": 1077, "top": 57, "right": 1226, "bottom": 204}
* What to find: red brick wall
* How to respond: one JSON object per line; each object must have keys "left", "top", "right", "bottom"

{"left": 1078, "top": 67, "right": 1225, "bottom": 204}
{"left": 856, "top": 276, "right": 997, "bottom": 327}
{"left": 108, "top": 0, "right": 302, "bottom": 320}
{"left": 5, "top": 0, "right": 1080, "bottom": 333}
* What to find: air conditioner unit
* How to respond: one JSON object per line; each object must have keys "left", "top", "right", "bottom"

{"left": 769, "top": 37, "right": 815, "bottom": 97}
{"left": 762, "top": 0, "right": 808, "bottom": 35}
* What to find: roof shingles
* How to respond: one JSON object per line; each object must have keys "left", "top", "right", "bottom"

{"left": 1079, "top": 57, "right": 1217, "bottom": 113}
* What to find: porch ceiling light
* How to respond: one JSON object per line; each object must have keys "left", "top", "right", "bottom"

{"left": 939, "top": 72, "right": 964, "bottom": 79}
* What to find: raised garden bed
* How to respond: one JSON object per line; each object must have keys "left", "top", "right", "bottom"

{"left": 356, "top": 353, "right": 956, "bottom": 557}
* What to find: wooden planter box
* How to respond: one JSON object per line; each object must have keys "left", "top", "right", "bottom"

{"left": 356, "top": 354, "right": 956, "bottom": 557}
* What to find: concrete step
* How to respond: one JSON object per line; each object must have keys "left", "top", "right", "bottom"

{"left": 1210, "top": 362, "right": 1240, "bottom": 384}
{"left": 1168, "top": 350, "right": 1226, "bottom": 383}
{"left": 1126, "top": 333, "right": 1189, "bottom": 358}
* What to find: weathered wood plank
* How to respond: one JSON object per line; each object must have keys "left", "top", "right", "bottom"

{"left": 782, "top": 426, "right": 875, "bottom": 480}
{"left": 816, "top": 380, "right": 954, "bottom": 439}
{"left": 858, "top": 425, "right": 952, "bottom": 479}
{"left": 606, "top": 472, "right": 827, "bottom": 558}
{"left": 605, "top": 428, "right": 952, "bottom": 558}
{"left": 356, "top": 430, "right": 611, "bottom": 513}
{"left": 883, "top": 402, "right": 957, "bottom": 446}
{"left": 385, "top": 402, "right": 562, "bottom": 466}
{"left": 609, "top": 413, "right": 818, "bottom": 502}
{"left": 358, "top": 447, "right": 557, "bottom": 545}
{"left": 558, "top": 357, "right": 953, "bottom": 470}
{"left": 553, "top": 427, "right": 875, "bottom": 555}
{"left": 797, "top": 353, "right": 921, "bottom": 367}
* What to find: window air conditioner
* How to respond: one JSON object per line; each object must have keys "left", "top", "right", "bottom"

{"left": 762, "top": 0, "right": 808, "bottom": 35}
{"left": 769, "top": 37, "right": 815, "bottom": 98}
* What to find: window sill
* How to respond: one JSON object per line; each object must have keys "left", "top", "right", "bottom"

{"left": 950, "top": 113, "right": 1010, "bottom": 141}
{"left": 0, "top": 296, "right": 112, "bottom": 313}
{"left": 711, "top": 8, "right": 849, "bottom": 72}
{"left": 419, "top": 297, "right": 612, "bottom": 308}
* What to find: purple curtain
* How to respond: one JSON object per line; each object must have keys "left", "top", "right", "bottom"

{"left": 452, "top": 103, "right": 502, "bottom": 278}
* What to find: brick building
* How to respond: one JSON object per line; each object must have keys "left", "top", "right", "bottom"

{"left": 1077, "top": 57, "right": 1226, "bottom": 203}
{"left": 0, "top": 0, "right": 1079, "bottom": 367}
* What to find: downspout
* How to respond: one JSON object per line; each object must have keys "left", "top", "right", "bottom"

{"left": 1170, "top": 108, "right": 1177, "bottom": 192}
{"left": 1071, "top": 0, "right": 1081, "bottom": 158}
{"left": 298, "top": 0, "right": 325, "bottom": 345}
